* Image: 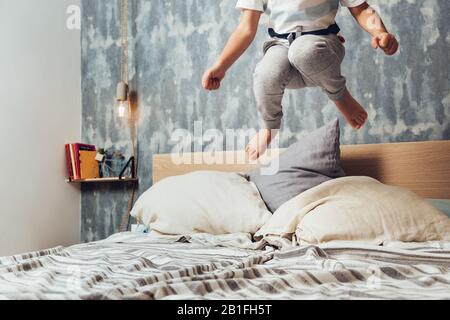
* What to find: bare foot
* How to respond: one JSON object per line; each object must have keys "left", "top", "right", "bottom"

{"left": 246, "top": 129, "right": 278, "bottom": 160}
{"left": 334, "top": 90, "right": 368, "bottom": 129}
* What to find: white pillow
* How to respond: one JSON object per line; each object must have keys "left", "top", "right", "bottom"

{"left": 256, "top": 176, "right": 450, "bottom": 245}
{"left": 131, "top": 171, "right": 271, "bottom": 235}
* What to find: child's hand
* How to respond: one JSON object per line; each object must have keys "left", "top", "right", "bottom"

{"left": 202, "top": 65, "right": 226, "bottom": 91}
{"left": 371, "top": 32, "right": 399, "bottom": 56}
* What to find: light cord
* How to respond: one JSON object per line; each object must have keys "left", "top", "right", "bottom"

{"left": 119, "top": 0, "right": 129, "bottom": 85}
{"left": 118, "top": 0, "right": 137, "bottom": 232}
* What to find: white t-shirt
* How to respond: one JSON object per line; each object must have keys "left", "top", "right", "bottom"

{"left": 236, "top": 0, "right": 366, "bottom": 34}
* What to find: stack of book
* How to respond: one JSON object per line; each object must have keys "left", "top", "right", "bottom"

{"left": 65, "top": 143, "right": 100, "bottom": 180}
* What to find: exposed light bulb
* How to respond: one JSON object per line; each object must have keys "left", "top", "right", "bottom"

{"left": 118, "top": 100, "right": 127, "bottom": 118}
{"left": 116, "top": 81, "right": 129, "bottom": 118}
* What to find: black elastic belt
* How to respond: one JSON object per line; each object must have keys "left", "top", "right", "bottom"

{"left": 268, "top": 23, "right": 341, "bottom": 41}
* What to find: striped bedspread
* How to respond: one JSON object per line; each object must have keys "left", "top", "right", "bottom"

{"left": 1, "top": 232, "right": 449, "bottom": 300}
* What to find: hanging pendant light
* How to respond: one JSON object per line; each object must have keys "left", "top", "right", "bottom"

{"left": 117, "top": 0, "right": 129, "bottom": 118}
{"left": 116, "top": 81, "right": 128, "bottom": 118}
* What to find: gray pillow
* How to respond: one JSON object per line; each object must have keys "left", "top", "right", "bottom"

{"left": 248, "top": 118, "right": 346, "bottom": 212}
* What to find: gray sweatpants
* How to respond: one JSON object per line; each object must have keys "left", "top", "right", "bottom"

{"left": 254, "top": 34, "right": 347, "bottom": 129}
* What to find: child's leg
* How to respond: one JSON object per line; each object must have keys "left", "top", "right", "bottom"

{"left": 254, "top": 43, "right": 305, "bottom": 129}
{"left": 288, "top": 35, "right": 368, "bottom": 129}
{"left": 247, "top": 43, "right": 305, "bottom": 159}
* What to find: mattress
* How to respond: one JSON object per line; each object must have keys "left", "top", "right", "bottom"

{"left": 1, "top": 232, "right": 449, "bottom": 300}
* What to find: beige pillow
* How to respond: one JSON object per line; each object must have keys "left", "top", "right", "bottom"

{"left": 131, "top": 171, "right": 271, "bottom": 235}
{"left": 256, "top": 176, "right": 450, "bottom": 245}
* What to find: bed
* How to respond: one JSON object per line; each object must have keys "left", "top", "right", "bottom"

{"left": 1, "top": 140, "right": 450, "bottom": 300}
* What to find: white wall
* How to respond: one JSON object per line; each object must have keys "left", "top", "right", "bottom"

{"left": 0, "top": 0, "right": 81, "bottom": 255}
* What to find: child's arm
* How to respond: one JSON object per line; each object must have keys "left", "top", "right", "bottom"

{"left": 349, "top": 2, "right": 399, "bottom": 56}
{"left": 202, "top": 9, "right": 262, "bottom": 91}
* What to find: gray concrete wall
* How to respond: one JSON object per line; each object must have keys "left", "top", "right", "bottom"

{"left": 80, "top": 0, "right": 450, "bottom": 242}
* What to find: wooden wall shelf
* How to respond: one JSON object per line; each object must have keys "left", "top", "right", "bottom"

{"left": 66, "top": 177, "right": 138, "bottom": 184}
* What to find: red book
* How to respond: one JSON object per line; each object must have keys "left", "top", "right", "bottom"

{"left": 71, "top": 144, "right": 80, "bottom": 179}
{"left": 65, "top": 144, "right": 74, "bottom": 179}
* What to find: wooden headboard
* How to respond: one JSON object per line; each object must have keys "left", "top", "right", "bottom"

{"left": 153, "top": 140, "right": 450, "bottom": 199}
